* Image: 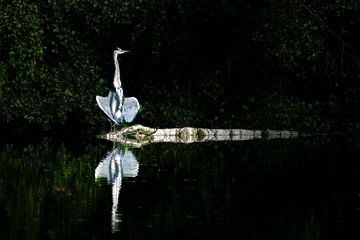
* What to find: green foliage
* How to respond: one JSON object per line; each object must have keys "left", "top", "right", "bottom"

{"left": 254, "top": 1, "right": 324, "bottom": 78}
{"left": 254, "top": 1, "right": 360, "bottom": 92}
{"left": 0, "top": 1, "right": 105, "bottom": 129}
{"left": 0, "top": 0, "right": 360, "bottom": 133}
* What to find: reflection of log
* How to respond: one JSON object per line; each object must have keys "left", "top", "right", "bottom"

{"left": 98, "top": 124, "right": 304, "bottom": 147}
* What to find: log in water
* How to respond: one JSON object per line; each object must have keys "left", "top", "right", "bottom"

{"left": 98, "top": 124, "right": 305, "bottom": 147}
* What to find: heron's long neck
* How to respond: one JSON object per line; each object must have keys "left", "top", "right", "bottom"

{"left": 113, "top": 53, "right": 122, "bottom": 89}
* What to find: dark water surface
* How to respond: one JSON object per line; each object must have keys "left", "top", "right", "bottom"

{"left": 0, "top": 137, "right": 360, "bottom": 239}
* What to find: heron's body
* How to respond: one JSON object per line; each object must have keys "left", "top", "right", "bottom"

{"left": 96, "top": 48, "right": 140, "bottom": 126}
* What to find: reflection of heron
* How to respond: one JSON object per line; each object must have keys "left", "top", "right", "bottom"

{"left": 96, "top": 48, "right": 140, "bottom": 126}
{"left": 95, "top": 148, "right": 139, "bottom": 233}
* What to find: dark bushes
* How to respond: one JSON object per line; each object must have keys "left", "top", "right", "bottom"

{"left": 0, "top": 0, "right": 359, "bottom": 133}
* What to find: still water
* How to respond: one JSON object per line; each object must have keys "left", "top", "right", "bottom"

{"left": 0, "top": 137, "right": 360, "bottom": 239}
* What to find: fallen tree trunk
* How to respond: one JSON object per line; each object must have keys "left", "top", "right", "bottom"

{"left": 98, "top": 124, "right": 306, "bottom": 147}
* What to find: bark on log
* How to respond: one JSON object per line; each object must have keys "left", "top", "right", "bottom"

{"left": 98, "top": 124, "right": 304, "bottom": 147}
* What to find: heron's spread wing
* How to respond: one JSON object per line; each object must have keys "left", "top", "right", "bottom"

{"left": 96, "top": 93, "right": 118, "bottom": 124}
{"left": 122, "top": 97, "right": 140, "bottom": 123}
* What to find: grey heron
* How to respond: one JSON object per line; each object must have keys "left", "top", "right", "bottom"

{"left": 96, "top": 48, "right": 140, "bottom": 127}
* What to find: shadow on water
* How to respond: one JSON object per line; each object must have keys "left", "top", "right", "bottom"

{"left": 1, "top": 137, "right": 360, "bottom": 239}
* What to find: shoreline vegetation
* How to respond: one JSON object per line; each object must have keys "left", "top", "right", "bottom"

{"left": 1, "top": 1, "right": 359, "bottom": 136}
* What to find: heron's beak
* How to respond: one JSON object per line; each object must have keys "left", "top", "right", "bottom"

{"left": 116, "top": 47, "right": 130, "bottom": 54}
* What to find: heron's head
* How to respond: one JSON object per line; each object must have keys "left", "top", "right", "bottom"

{"left": 116, "top": 47, "right": 129, "bottom": 54}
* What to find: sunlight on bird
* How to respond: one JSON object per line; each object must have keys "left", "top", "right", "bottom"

{"left": 96, "top": 48, "right": 140, "bottom": 129}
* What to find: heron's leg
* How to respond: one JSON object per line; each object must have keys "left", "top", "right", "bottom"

{"left": 110, "top": 122, "right": 116, "bottom": 132}
{"left": 119, "top": 122, "right": 126, "bottom": 129}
